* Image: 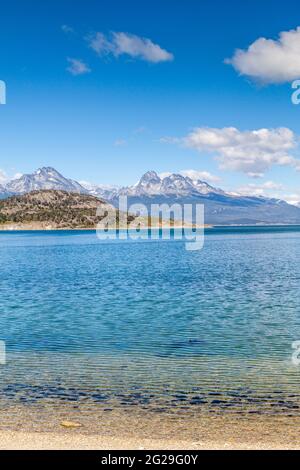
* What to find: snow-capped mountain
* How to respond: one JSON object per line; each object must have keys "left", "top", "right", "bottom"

{"left": 5, "top": 167, "right": 87, "bottom": 195}
{"left": 79, "top": 181, "right": 119, "bottom": 201}
{"left": 0, "top": 167, "right": 253, "bottom": 201}
{"left": 117, "top": 171, "right": 225, "bottom": 199}
{"left": 2, "top": 167, "right": 300, "bottom": 224}
{"left": 109, "top": 171, "right": 300, "bottom": 225}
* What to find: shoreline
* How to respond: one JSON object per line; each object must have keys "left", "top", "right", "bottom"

{"left": 0, "top": 430, "right": 298, "bottom": 450}
{"left": 0, "top": 411, "right": 299, "bottom": 449}
{"left": 0, "top": 225, "right": 211, "bottom": 231}
{"left": 0, "top": 223, "right": 300, "bottom": 232}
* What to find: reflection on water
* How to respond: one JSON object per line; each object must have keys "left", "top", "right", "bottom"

{"left": 1, "top": 227, "right": 300, "bottom": 419}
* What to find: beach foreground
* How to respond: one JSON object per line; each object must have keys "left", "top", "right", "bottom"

{"left": 0, "top": 429, "right": 298, "bottom": 450}
{"left": 0, "top": 408, "right": 299, "bottom": 450}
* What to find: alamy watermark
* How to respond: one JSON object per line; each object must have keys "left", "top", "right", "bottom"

{"left": 0, "top": 341, "right": 6, "bottom": 365}
{"left": 0, "top": 80, "right": 6, "bottom": 105}
{"left": 291, "top": 340, "right": 300, "bottom": 365}
{"left": 96, "top": 196, "right": 205, "bottom": 251}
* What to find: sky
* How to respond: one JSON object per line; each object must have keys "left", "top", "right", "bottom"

{"left": 1, "top": 0, "right": 300, "bottom": 202}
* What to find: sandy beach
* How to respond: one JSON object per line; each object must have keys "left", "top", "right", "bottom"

{"left": 0, "top": 429, "right": 298, "bottom": 450}
{"left": 0, "top": 405, "right": 299, "bottom": 449}
{"left": 0, "top": 424, "right": 299, "bottom": 450}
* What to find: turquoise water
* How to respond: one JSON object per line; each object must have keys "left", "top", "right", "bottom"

{"left": 1, "top": 227, "right": 300, "bottom": 415}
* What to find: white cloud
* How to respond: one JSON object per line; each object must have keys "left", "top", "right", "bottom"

{"left": 236, "top": 181, "right": 284, "bottom": 196}
{"left": 158, "top": 169, "right": 220, "bottom": 184}
{"left": 0, "top": 170, "right": 7, "bottom": 185}
{"left": 158, "top": 172, "right": 172, "bottom": 179}
{"left": 235, "top": 183, "right": 300, "bottom": 207}
{"left": 61, "top": 24, "right": 74, "bottom": 34}
{"left": 226, "top": 26, "right": 300, "bottom": 84}
{"left": 176, "top": 126, "right": 300, "bottom": 177}
{"left": 281, "top": 193, "right": 300, "bottom": 206}
{"left": 0, "top": 170, "right": 22, "bottom": 186}
{"left": 88, "top": 31, "right": 173, "bottom": 63}
{"left": 133, "top": 126, "right": 147, "bottom": 135}
{"left": 180, "top": 169, "right": 221, "bottom": 183}
{"left": 12, "top": 172, "right": 23, "bottom": 180}
{"left": 66, "top": 58, "right": 91, "bottom": 76}
{"left": 114, "top": 139, "right": 127, "bottom": 147}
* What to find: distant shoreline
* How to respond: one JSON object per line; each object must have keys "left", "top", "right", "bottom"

{"left": 0, "top": 224, "right": 212, "bottom": 231}
{"left": 1, "top": 223, "right": 300, "bottom": 232}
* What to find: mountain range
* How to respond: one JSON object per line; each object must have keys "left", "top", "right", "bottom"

{"left": 1, "top": 166, "right": 300, "bottom": 225}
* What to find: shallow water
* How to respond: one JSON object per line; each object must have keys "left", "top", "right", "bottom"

{"left": 1, "top": 227, "right": 300, "bottom": 418}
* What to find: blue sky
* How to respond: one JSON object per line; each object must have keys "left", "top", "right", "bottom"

{"left": 1, "top": 0, "right": 300, "bottom": 202}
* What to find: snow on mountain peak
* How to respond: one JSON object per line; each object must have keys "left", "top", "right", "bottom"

{"left": 5, "top": 167, "right": 87, "bottom": 194}
{"left": 138, "top": 171, "right": 161, "bottom": 185}
{"left": 126, "top": 170, "right": 224, "bottom": 197}
{"left": 1, "top": 166, "right": 227, "bottom": 200}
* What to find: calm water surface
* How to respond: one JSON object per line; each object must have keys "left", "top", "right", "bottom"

{"left": 1, "top": 227, "right": 300, "bottom": 416}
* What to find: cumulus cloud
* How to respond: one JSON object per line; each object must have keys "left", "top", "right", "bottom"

{"left": 88, "top": 31, "right": 173, "bottom": 63}
{"left": 12, "top": 172, "right": 23, "bottom": 180}
{"left": 282, "top": 193, "right": 300, "bottom": 206}
{"left": 0, "top": 170, "right": 7, "bottom": 185}
{"left": 236, "top": 181, "right": 284, "bottom": 196}
{"left": 234, "top": 182, "right": 300, "bottom": 207}
{"left": 61, "top": 24, "right": 74, "bottom": 34}
{"left": 177, "top": 126, "right": 300, "bottom": 177}
{"left": 0, "top": 170, "right": 22, "bottom": 185}
{"left": 66, "top": 58, "right": 91, "bottom": 76}
{"left": 158, "top": 169, "right": 220, "bottom": 184}
{"left": 226, "top": 26, "right": 300, "bottom": 84}
{"left": 180, "top": 169, "right": 221, "bottom": 183}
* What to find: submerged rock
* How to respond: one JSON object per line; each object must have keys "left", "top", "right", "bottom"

{"left": 60, "top": 420, "right": 82, "bottom": 429}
